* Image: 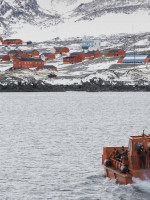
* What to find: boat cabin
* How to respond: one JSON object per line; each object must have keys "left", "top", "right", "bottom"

{"left": 128, "top": 134, "right": 150, "bottom": 170}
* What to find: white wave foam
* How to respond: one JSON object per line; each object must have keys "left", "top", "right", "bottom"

{"left": 132, "top": 177, "right": 150, "bottom": 194}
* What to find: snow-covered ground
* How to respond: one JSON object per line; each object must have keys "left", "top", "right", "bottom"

{"left": 1, "top": 33, "right": 150, "bottom": 88}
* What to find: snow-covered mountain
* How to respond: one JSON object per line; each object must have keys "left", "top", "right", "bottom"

{"left": 0, "top": 0, "right": 150, "bottom": 41}
{"left": 0, "top": 0, "right": 61, "bottom": 37}
{"left": 72, "top": 0, "right": 150, "bottom": 21}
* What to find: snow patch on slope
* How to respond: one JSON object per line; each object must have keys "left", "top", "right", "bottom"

{"left": 135, "top": 39, "right": 150, "bottom": 45}
{"left": 11, "top": 11, "right": 150, "bottom": 42}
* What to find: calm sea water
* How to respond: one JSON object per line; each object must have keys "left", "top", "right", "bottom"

{"left": 0, "top": 92, "right": 150, "bottom": 200}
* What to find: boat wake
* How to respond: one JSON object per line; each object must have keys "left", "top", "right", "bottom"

{"left": 132, "top": 177, "right": 150, "bottom": 194}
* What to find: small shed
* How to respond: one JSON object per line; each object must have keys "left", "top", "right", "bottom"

{"left": 55, "top": 47, "right": 69, "bottom": 54}
{"left": 106, "top": 49, "right": 125, "bottom": 57}
{"left": 63, "top": 56, "right": 82, "bottom": 64}
{"left": 26, "top": 41, "right": 32, "bottom": 45}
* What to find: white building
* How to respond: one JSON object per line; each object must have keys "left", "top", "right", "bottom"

{"left": 81, "top": 40, "right": 101, "bottom": 52}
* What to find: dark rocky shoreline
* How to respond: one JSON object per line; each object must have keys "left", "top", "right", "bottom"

{"left": 0, "top": 79, "right": 150, "bottom": 92}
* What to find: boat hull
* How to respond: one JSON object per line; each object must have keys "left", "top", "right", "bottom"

{"left": 104, "top": 166, "right": 150, "bottom": 184}
{"left": 104, "top": 166, "right": 133, "bottom": 184}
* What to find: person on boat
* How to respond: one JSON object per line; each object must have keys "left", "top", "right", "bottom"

{"left": 137, "top": 145, "right": 147, "bottom": 169}
{"left": 147, "top": 146, "right": 150, "bottom": 168}
{"left": 114, "top": 150, "right": 121, "bottom": 161}
{"left": 120, "top": 146, "right": 127, "bottom": 155}
{"left": 110, "top": 148, "right": 116, "bottom": 158}
{"left": 120, "top": 146, "right": 128, "bottom": 164}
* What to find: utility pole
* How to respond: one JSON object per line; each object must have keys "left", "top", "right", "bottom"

{"left": 133, "top": 35, "right": 136, "bottom": 70}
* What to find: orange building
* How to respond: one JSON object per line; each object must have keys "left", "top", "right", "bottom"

{"left": 13, "top": 58, "right": 44, "bottom": 70}
{"left": 106, "top": 49, "right": 125, "bottom": 57}
{"left": 63, "top": 56, "right": 82, "bottom": 64}
{"left": 85, "top": 50, "right": 102, "bottom": 59}
{"left": 117, "top": 56, "right": 125, "bottom": 63}
{"left": 55, "top": 47, "right": 69, "bottom": 54}
{"left": 40, "top": 53, "right": 55, "bottom": 61}
{"left": 24, "top": 50, "right": 40, "bottom": 58}
{"left": 14, "top": 53, "right": 30, "bottom": 60}
{"left": 144, "top": 55, "right": 150, "bottom": 63}
{"left": 1, "top": 38, "right": 23, "bottom": 45}
{"left": 8, "top": 50, "right": 23, "bottom": 59}
{"left": 70, "top": 52, "right": 85, "bottom": 60}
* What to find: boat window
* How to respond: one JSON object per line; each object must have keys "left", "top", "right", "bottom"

{"left": 128, "top": 140, "right": 132, "bottom": 151}
{"left": 147, "top": 142, "right": 150, "bottom": 150}
{"left": 134, "top": 142, "right": 143, "bottom": 151}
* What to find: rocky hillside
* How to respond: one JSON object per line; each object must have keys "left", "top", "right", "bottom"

{"left": 72, "top": 0, "right": 150, "bottom": 21}
{"left": 0, "top": 0, "right": 61, "bottom": 36}
{"left": 0, "top": 0, "right": 150, "bottom": 40}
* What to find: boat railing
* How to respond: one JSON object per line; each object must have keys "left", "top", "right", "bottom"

{"left": 110, "top": 158, "right": 122, "bottom": 170}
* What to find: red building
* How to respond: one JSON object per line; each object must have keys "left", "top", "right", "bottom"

{"left": 0, "top": 37, "right": 3, "bottom": 43}
{"left": 144, "top": 55, "right": 150, "bottom": 63}
{"left": 24, "top": 50, "right": 40, "bottom": 58}
{"left": 13, "top": 58, "right": 44, "bottom": 70}
{"left": 14, "top": 53, "right": 29, "bottom": 59}
{"left": 106, "top": 49, "right": 125, "bottom": 57}
{"left": 8, "top": 50, "right": 23, "bottom": 59}
{"left": 40, "top": 53, "right": 55, "bottom": 61}
{"left": 117, "top": 56, "right": 125, "bottom": 63}
{"left": 1, "top": 38, "right": 23, "bottom": 45}
{"left": 63, "top": 56, "right": 82, "bottom": 64}
{"left": 70, "top": 52, "right": 85, "bottom": 60}
{"left": 43, "top": 65, "right": 57, "bottom": 71}
{"left": 0, "top": 55, "right": 10, "bottom": 61}
{"left": 55, "top": 47, "right": 69, "bottom": 54}
{"left": 85, "top": 50, "right": 102, "bottom": 59}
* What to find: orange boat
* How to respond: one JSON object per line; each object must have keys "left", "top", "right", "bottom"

{"left": 102, "top": 131, "right": 150, "bottom": 184}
